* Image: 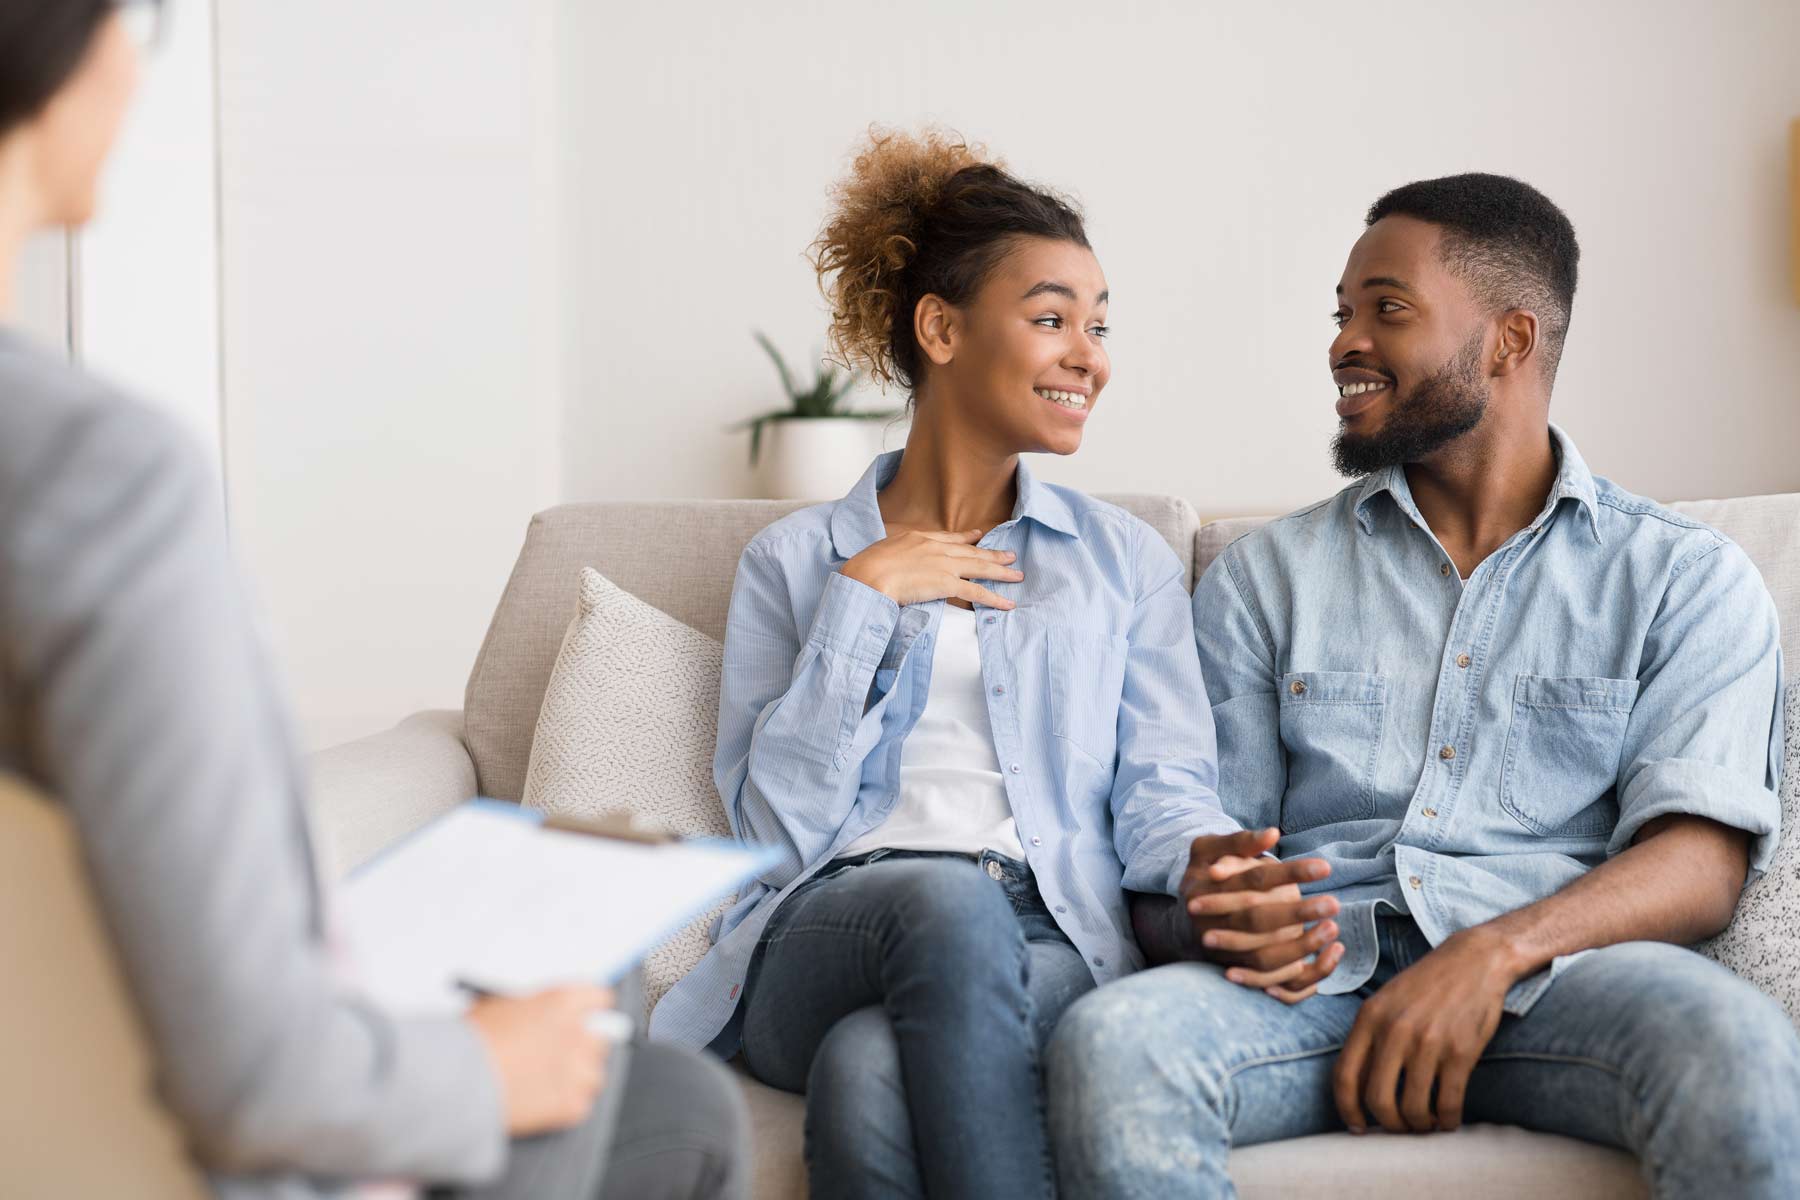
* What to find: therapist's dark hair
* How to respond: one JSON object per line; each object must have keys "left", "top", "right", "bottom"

{"left": 0, "top": 0, "right": 120, "bottom": 136}
{"left": 812, "top": 126, "right": 1089, "bottom": 393}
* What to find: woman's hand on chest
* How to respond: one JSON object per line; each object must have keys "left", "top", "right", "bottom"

{"left": 841, "top": 528, "right": 1024, "bottom": 611}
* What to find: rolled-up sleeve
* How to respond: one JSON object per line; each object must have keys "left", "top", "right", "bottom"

{"left": 1612, "top": 538, "right": 1784, "bottom": 876}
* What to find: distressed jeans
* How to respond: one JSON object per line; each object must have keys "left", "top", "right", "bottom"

{"left": 1048, "top": 915, "right": 1800, "bottom": 1199}
{"left": 741, "top": 848, "right": 1094, "bottom": 1199}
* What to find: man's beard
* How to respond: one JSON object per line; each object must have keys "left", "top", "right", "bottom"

{"left": 1332, "top": 332, "right": 1489, "bottom": 477}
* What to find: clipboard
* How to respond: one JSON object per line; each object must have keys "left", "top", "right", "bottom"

{"left": 337, "top": 799, "right": 774, "bottom": 1016}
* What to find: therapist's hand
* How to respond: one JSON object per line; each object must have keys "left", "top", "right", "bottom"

{"left": 467, "top": 986, "right": 614, "bottom": 1135}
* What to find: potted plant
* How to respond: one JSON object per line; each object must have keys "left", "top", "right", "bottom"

{"left": 734, "top": 331, "right": 905, "bottom": 500}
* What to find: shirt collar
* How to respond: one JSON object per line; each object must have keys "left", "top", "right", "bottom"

{"left": 1352, "top": 423, "right": 1602, "bottom": 544}
{"left": 828, "top": 450, "right": 1080, "bottom": 560}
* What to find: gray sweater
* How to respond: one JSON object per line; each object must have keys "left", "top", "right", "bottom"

{"left": 0, "top": 330, "right": 505, "bottom": 1194}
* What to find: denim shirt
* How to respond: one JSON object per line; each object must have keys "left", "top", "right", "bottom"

{"left": 652, "top": 450, "right": 1237, "bottom": 1052}
{"left": 1193, "top": 427, "right": 1784, "bottom": 1013}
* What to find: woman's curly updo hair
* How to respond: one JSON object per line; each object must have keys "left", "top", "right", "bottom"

{"left": 810, "top": 127, "right": 1090, "bottom": 393}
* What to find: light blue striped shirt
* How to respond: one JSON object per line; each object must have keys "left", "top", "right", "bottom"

{"left": 651, "top": 450, "right": 1238, "bottom": 1053}
{"left": 1194, "top": 427, "right": 1784, "bottom": 1014}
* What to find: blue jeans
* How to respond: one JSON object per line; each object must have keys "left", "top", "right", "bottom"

{"left": 741, "top": 849, "right": 1095, "bottom": 1199}
{"left": 1048, "top": 916, "right": 1800, "bottom": 1199}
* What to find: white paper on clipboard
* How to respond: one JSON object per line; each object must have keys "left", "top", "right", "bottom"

{"left": 337, "top": 799, "right": 773, "bottom": 1015}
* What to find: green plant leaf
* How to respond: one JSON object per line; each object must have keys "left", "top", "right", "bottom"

{"left": 803, "top": 375, "right": 835, "bottom": 417}
{"left": 753, "top": 330, "right": 801, "bottom": 404}
{"left": 825, "top": 370, "right": 858, "bottom": 412}
{"left": 727, "top": 410, "right": 795, "bottom": 431}
{"left": 739, "top": 331, "right": 889, "bottom": 467}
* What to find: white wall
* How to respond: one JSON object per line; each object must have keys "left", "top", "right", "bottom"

{"left": 86, "top": 0, "right": 1796, "bottom": 749}
{"left": 561, "top": 0, "right": 1800, "bottom": 513}
{"left": 78, "top": 0, "right": 222, "bottom": 470}
{"left": 215, "top": 1, "right": 563, "bottom": 749}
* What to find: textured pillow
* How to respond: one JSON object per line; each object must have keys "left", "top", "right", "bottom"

{"left": 521, "top": 567, "right": 730, "bottom": 1019}
{"left": 1697, "top": 685, "right": 1800, "bottom": 1028}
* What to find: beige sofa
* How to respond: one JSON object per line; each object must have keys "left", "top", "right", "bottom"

{"left": 309, "top": 491, "right": 1800, "bottom": 1200}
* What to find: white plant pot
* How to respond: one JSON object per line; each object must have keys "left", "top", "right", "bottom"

{"left": 754, "top": 417, "right": 897, "bottom": 500}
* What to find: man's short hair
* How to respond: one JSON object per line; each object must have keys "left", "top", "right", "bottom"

{"left": 1367, "top": 174, "right": 1579, "bottom": 380}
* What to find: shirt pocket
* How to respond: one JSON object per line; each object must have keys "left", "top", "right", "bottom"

{"left": 1047, "top": 626, "right": 1130, "bottom": 764}
{"left": 1499, "top": 674, "right": 1639, "bottom": 838}
{"left": 1278, "top": 670, "right": 1387, "bottom": 830}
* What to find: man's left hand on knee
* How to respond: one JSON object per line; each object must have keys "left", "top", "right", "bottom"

{"left": 1333, "top": 926, "right": 1521, "bottom": 1135}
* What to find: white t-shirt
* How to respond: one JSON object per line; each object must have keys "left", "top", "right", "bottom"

{"left": 839, "top": 604, "right": 1026, "bottom": 860}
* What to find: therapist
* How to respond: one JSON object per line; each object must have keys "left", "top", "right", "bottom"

{"left": 0, "top": 3, "right": 748, "bottom": 1197}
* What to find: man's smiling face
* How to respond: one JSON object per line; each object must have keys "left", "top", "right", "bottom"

{"left": 1327, "top": 215, "right": 1494, "bottom": 476}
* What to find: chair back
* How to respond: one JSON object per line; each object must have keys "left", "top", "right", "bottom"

{"left": 0, "top": 773, "right": 206, "bottom": 1199}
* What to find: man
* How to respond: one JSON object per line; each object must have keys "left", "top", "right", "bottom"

{"left": 1048, "top": 174, "right": 1796, "bottom": 1198}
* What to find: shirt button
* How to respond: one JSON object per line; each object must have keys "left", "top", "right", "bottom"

{"left": 984, "top": 614, "right": 997, "bottom": 625}
{"left": 1422, "top": 807, "right": 1439, "bottom": 818}
{"left": 1409, "top": 875, "right": 1423, "bottom": 889}
{"left": 985, "top": 860, "right": 1005, "bottom": 881}
{"left": 1092, "top": 956, "right": 1105, "bottom": 967}
{"left": 1030, "top": 836, "right": 1042, "bottom": 847}
{"left": 1290, "top": 680, "right": 1307, "bottom": 696}
{"left": 1440, "top": 562, "right": 1452, "bottom": 577}
{"left": 1439, "top": 744, "right": 1456, "bottom": 761}
{"left": 1009, "top": 763, "right": 1022, "bottom": 774}
{"left": 1456, "top": 653, "right": 1472, "bottom": 669}
{"left": 993, "top": 685, "right": 1006, "bottom": 695}
{"left": 1055, "top": 905, "right": 1068, "bottom": 914}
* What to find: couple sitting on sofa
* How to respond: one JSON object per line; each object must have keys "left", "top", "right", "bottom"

{"left": 646, "top": 129, "right": 1798, "bottom": 1199}
{"left": 5, "top": 8, "right": 1788, "bottom": 1192}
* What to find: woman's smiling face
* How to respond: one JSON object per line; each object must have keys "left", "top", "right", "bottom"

{"left": 921, "top": 235, "right": 1111, "bottom": 458}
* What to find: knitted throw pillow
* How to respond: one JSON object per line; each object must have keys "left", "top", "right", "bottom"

{"left": 521, "top": 567, "right": 730, "bottom": 1019}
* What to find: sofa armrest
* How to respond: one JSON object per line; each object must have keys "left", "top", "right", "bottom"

{"left": 307, "top": 709, "right": 478, "bottom": 882}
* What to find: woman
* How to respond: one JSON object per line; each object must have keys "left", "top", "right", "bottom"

{"left": 0, "top": 4, "right": 746, "bottom": 1197}
{"left": 652, "top": 128, "right": 1259, "bottom": 1197}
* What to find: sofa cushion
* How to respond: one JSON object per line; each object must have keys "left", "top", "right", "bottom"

{"left": 1228, "top": 1126, "right": 1643, "bottom": 1198}
{"left": 465, "top": 494, "right": 1202, "bottom": 801}
{"left": 729, "top": 1067, "right": 1645, "bottom": 1200}
{"left": 1697, "top": 684, "right": 1800, "bottom": 1026}
{"left": 520, "top": 568, "right": 730, "bottom": 1018}
{"left": 1196, "top": 514, "right": 1272, "bottom": 579}
{"left": 1670, "top": 492, "right": 1800, "bottom": 670}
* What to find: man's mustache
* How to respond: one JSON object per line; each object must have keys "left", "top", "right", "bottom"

{"left": 1332, "top": 358, "right": 1395, "bottom": 381}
